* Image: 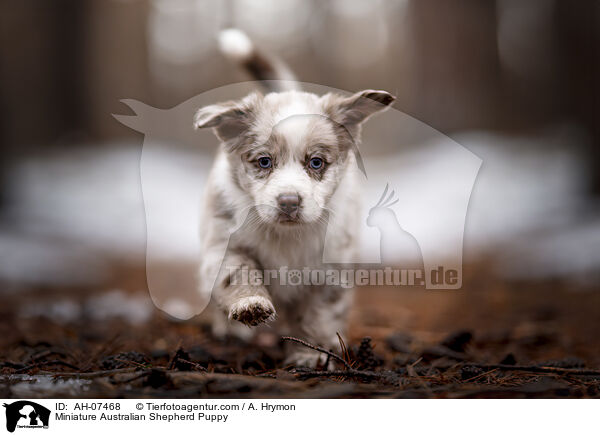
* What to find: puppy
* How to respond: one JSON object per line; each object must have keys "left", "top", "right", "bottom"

{"left": 195, "top": 29, "right": 394, "bottom": 367}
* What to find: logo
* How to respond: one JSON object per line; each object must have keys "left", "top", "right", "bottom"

{"left": 3, "top": 401, "right": 50, "bottom": 433}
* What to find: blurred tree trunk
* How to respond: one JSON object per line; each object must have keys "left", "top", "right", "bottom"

{"left": 83, "top": 0, "right": 149, "bottom": 140}
{"left": 0, "top": 0, "right": 86, "bottom": 206}
{"left": 557, "top": 0, "right": 600, "bottom": 196}
{"left": 405, "top": 0, "right": 501, "bottom": 132}
{"left": 0, "top": 0, "right": 86, "bottom": 153}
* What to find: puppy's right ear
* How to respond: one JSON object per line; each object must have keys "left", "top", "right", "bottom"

{"left": 194, "top": 93, "right": 260, "bottom": 143}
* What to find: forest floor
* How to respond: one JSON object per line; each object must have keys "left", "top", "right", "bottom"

{"left": 1, "top": 262, "right": 599, "bottom": 398}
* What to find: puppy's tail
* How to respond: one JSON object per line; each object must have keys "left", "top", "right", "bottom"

{"left": 218, "top": 28, "right": 300, "bottom": 93}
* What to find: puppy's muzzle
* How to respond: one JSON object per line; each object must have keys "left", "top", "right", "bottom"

{"left": 277, "top": 193, "right": 300, "bottom": 221}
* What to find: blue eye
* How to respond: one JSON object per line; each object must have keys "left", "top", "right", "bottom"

{"left": 258, "top": 157, "right": 272, "bottom": 169}
{"left": 309, "top": 157, "right": 324, "bottom": 170}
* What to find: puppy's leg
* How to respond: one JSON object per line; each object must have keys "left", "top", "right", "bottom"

{"left": 214, "top": 251, "right": 276, "bottom": 327}
{"left": 284, "top": 286, "right": 354, "bottom": 369}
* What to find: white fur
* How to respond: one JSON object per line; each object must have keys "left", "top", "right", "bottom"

{"left": 195, "top": 41, "right": 394, "bottom": 367}
{"left": 199, "top": 130, "right": 360, "bottom": 359}
{"left": 218, "top": 29, "right": 253, "bottom": 62}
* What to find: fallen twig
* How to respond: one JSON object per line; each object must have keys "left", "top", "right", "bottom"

{"left": 463, "top": 364, "right": 600, "bottom": 377}
{"left": 336, "top": 332, "right": 352, "bottom": 367}
{"left": 282, "top": 336, "right": 353, "bottom": 370}
{"left": 114, "top": 358, "right": 151, "bottom": 369}
{"left": 15, "top": 360, "right": 80, "bottom": 373}
{"left": 462, "top": 368, "right": 499, "bottom": 383}
{"left": 46, "top": 367, "right": 139, "bottom": 379}
{"left": 111, "top": 370, "right": 153, "bottom": 385}
{"left": 175, "top": 358, "right": 207, "bottom": 372}
{"left": 291, "top": 368, "right": 397, "bottom": 383}
{"left": 29, "top": 349, "right": 70, "bottom": 363}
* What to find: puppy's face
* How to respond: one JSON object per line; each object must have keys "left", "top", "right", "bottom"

{"left": 195, "top": 90, "right": 394, "bottom": 226}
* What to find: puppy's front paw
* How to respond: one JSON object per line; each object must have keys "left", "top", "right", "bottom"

{"left": 228, "top": 295, "right": 276, "bottom": 326}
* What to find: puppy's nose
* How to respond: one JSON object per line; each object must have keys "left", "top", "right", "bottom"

{"left": 277, "top": 193, "right": 300, "bottom": 218}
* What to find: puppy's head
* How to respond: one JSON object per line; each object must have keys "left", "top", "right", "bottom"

{"left": 195, "top": 90, "right": 395, "bottom": 226}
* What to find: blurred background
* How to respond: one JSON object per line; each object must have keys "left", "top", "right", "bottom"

{"left": 0, "top": 0, "right": 599, "bottom": 381}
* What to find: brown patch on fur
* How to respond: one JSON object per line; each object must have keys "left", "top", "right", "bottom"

{"left": 238, "top": 130, "right": 292, "bottom": 180}
{"left": 210, "top": 190, "right": 235, "bottom": 220}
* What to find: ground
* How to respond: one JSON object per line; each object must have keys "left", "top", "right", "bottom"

{"left": 1, "top": 261, "right": 599, "bottom": 398}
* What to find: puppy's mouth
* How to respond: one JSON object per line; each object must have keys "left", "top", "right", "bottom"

{"left": 253, "top": 204, "right": 305, "bottom": 226}
{"left": 276, "top": 212, "right": 302, "bottom": 225}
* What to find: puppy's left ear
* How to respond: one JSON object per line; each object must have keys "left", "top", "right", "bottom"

{"left": 325, "top": 90, "right": 395, "bottom": 127}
